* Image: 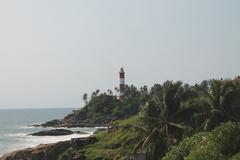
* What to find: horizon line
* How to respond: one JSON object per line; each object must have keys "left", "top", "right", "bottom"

{"left": 0, "top": 106, "right": 79, "bottom": 110}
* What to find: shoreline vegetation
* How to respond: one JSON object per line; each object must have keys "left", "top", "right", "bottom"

{"left": 1, "top": 78, "right": 240, "bottom": 160}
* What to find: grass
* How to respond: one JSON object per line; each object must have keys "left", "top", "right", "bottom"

{"left": 113, "top": 115, "right": 142, "bottom": 126}
{"left": 58, "top": 115, "right": 142, "bottom": 160}
{"left": 84, "top": 116, "right": 143, "bottom": 159}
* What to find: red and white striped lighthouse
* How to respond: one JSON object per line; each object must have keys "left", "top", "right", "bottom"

{"left": 119, "top": 67, "right": 125, "bottom": 100}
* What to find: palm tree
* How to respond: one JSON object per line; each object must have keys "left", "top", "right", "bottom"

{"left": 187, "top": 80, "right": 240, "bottom": 130}
{"left": 82, "top": 93, "right": 88, "bottom": 105}
{"left": 134, "top": 81, "right": 194, "bottom": 159}
{"left": 107, "top": 89, "right": 113, "bottom": 96}
{"left": 82, "top": 93, "right": 88, "bottom": 112}
{"left": 124, "top": 85, "right": 140, "bottom": 98}
{"left": 134, "top": 100, "right": 163, "bottom": 160}
{"left": 95, "top": 89, "right": 100, "bottom": 96}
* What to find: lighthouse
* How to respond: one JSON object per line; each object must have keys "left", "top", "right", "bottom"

{"left": 119, "top": 67, "right": 125, "bottom": 100}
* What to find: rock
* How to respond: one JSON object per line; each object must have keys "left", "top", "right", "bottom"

{"left": 30, "top": 129, "right": 74, "bottom": 136}
{"left": 39, "top": 111, "right": 111, "bottom": 128}
{"left": 0, "top": 136, "right": 98, "bottom": 160}
{"left": 29, "top": 124, "right": 41, "bottom": 127}
{"left": 71, "top": 136, "right": 97, "bottom": 148}
{"left": 41, "top": 119, "right": 63, "bottom": 127}
{"left": 0, "top": 141, "right": 71, "bottom": 160}
{"left": 74, "top": 131, "right": 88, "bottom": 134}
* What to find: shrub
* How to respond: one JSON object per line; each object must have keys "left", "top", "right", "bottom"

{"left": 163, "top": 122, "right": 240, "bottom": 160}
{"left": 231, "top": 153, "right": 240, "bottom": 160}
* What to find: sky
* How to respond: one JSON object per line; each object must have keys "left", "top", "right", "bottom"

{"left": 0, "top": 0, "right": 239, "bottom": 108}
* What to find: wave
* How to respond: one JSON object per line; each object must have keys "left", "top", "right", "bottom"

{"left": 95, "top": 126, "right": 108, "bottom": 129}
{"left": 1, "top": 133, "right": 93, "bottom": 156}
{"left": 5, "top": 133, "right": 27, "bottom": 137}
{"left": 0, "top": 127, "right": 96, "bottom": 156}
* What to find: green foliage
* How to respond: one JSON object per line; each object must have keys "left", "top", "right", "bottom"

{"left": 70, "top": 86, "right": 148, "bottom": 125}
{"left": 231, "top": 153, "right": 240, "bottom": 160}
{"left": 87, "top": 94, "right": 119, "bottom": 117}
{"left": 186, "top": 143, "right": 226, "bottom": 160}
{"left": 211, "top": 122, "right": 240, "bottom": 155}
{"left": 84, "top": 118, "right": 143, "bottom": 160}
{"left": 58, "top": 147, "right": 75, "bottom": 160}
{"left": 113, "top": 115, "right": 141, "bottom": 126}
{"left": 162, "top": 132, "right": 208, "bottom": 160}
{"left": 132, "top": 81, "right": 196, "bottom": 159}
{"left": 71, "top": 79, "right": 240, "bottom": 130}
{"left": 57, "top": 119, "right": 142, "bottom": 160}
{"left": 61, "top": 79, "right": 240, "bottom": 159}
{"left": 112, "top": 96, "right": 143, "bottom": 119}
{"left": 189, "top": 80, "right": 240, "bottom": 130}
{"left": 163, "top": 122, "right": 240, "bottom": 160}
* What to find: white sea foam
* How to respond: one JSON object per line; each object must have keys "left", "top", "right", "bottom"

{"left": 2, "top": 132, "right": 93, "bottom": 156}
{"left": 0, "top": 108, "right": 97, "bottom": 157}
{"left": 1, "top": 126, "right": 96, "bottom": 156}
{"left": 95, "top": 126, "right": 108, "bottom": 129}
{"left": 6, "top": 133, "right": 27, "bottom": 137}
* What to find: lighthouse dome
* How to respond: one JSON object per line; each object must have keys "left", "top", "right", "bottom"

{"left": 120, "top": 67, "right": 124, "bottom": 73}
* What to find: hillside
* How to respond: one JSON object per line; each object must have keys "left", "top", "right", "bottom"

{"left": 41, "top": 85, "right": 148, "bottom": 127}
{"left": 3, "top": 79, "right": 240, "bottom": 160}
{"left": 41, "top": 79, "right": 240, "bottom": 159}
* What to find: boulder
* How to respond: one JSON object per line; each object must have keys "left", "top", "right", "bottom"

{"left": 30, "top": 129, "right": 74, "bottom": 136}
{"left": 41, "top": 119, "right": 63, "bottom": 127}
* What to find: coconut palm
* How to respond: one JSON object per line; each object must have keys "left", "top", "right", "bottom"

{"left": 187, "top": 80, "right": 240, "bottom": 130}
{"left": 134, "top": 81, "right": 194, "bottom": 159}
{"left": 82, "top": 93, "right": 88, "bottom": 105}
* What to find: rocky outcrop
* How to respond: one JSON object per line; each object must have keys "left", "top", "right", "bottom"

{"left": 40, "top": 118, "right": 109, "bottom": 128}
{"left": 0, "top": 136, "right": 97, "bottom": 160}
{"left": 40, "top": 117, "right": 111, "bottom": 128}
{"left": 38, "top": 109, "right": 114, "bottom": 128}
{"left": 41, "top": 119, "right": 63, "bottom": 127}
{"left": 30, "top": 129, "right": 74, "bottom": 136}
{"left": 0, "top": 141, "right": 71, "bottom": 160}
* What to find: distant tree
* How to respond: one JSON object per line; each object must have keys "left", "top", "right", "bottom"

{"left": 91, "top": 89, "right": 101, "bottom": 99}
{"left": 140, "top": 85, "right": 148, "bottom": 98}
{"left": 114, "top": 87, "right": 119, "bottom": 93}
{"left": 96, "top": 89, "right": 100, "bottom": 96}
{"left": 91, "top": 91, "right": 96, "bottom": 99}
{"left": 140, "top": 85, "right": 148, "bottom": 93}
{"left": 107, "top": 89, "right": 113, "bottom": 96}
{"left": 124, "top": 85, "right": 140, "bottom": 98}
{"left": 82, "top": 93, "right": 88, "bottom": 105}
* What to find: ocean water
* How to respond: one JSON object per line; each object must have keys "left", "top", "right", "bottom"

{"left": 0, "top": 108, "right": 96, "bottom": 157}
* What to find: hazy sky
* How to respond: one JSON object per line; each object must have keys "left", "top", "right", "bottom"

{"left": 0, "top": 0, "right": 239, "bottom": 108}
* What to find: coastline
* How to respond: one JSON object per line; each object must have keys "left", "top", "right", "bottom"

{"left": 0, "top": 128, "right": 95, "bottom": 158}
{"left": 0, "top": 136, "right": 98, "bottom": 160}
{"left": 0, "top": 108, "right": 93, "bottom": 157}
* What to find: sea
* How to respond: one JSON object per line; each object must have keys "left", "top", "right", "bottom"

{"left": 0, "top": 108, "right": 96, "bottom": 157}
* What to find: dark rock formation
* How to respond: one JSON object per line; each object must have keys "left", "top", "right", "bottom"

{"left": 0, "top": 136, "right": 97, "bottom": 160}
{"left": 0, "top": 141, "right": 71, "bottom": 160}
{"left": 40, "top": 119, "right": 108, "bottom": 128}
{"left": 75, "top": 131, "right": 88, "bottom": 134}
{"left": 30, "top": 129, "right": 74, "bottom": 136}
{"left": 41, "top": 119, "right": 63, "bottom": 127}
